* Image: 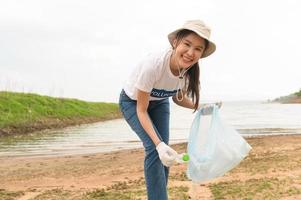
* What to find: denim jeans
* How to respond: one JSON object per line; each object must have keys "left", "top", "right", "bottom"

{"left": 119, "top": 90, "right": 170, "bottom": 200}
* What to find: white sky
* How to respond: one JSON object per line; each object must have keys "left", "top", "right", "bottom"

{"left": 0, "top": 0, "right": 300, "bottom": 102}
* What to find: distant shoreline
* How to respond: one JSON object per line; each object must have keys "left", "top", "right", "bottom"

{"left": 270, "top": 90, "right": 301, "bottom": 103}
{"left": 270, "top": 97, "right": 301, "bottom": 104}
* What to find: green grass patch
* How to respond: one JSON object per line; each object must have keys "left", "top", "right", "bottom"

{"left": 85, "top": 188, "right": 145, "bottom": 200}
{"left": 84, "top": 178, "right": 189, "bottom": 200}
{"left": 168, "top": 186, "right": 189, "bottom": 200}
{"left": 209, "top": 177, "right": 301, "bottom": 200}
{"left": 170, "top": 171, "right": 189, "bottom": 181}
{"left": 86, "top": 179, "right": 146, "bottom": 200}
{"left": 0, "top": 180, "right": 189, "bottom": 200}
{"left": 0, "top": 189, "right": 24, "bottom": 200}
{"left": 31, "top": 188, "right": 82, "bottom": 200}
{"left": 0, "top": 91, "right": 120, "bottom": 133}
{"left": 231, "top": 149, "right": 301, "bottom": 175}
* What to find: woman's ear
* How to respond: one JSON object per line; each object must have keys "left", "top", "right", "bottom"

{"left": 172, "top": 39, "right": 177, "bottom": 49}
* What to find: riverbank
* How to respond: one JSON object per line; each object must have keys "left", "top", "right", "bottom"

{"left": 1, "top": 134, "right": 301, "bottom": 199}
{"left": 271, "top": 89, "right": 301, "bottom": 104}
{"left": 0, "top": 91, "right": 121, "bottom": 136}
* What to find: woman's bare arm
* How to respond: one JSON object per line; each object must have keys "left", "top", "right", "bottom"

{"left": 136, "top": 89, "right": 161, "bottom": 146}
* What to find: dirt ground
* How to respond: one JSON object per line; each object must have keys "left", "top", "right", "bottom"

{"left": 1, "top": 134, "right": 301, "bottom": 200}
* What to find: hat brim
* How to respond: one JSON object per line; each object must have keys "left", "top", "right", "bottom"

{"left": 168, "top": 28, "right": 216, "bottom": 58}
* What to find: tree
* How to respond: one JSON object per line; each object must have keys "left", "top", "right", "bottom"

{"left": 294, "top": 88, "right": 301, "bottom": 97}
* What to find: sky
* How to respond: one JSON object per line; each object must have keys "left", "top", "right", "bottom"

{"left": 0, "top": 0, "right": 300, "bottom": 103}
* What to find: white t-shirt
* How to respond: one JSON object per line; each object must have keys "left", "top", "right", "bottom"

{"left": 124, "top": 48, "right": 185, "bottom": 101}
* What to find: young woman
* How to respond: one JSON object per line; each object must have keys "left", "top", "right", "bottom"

{"left": 119, "top": 20, "right": 221, "bottom": 200}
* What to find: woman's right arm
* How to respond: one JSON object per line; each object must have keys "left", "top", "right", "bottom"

{"left": 136, "top": 89, "right": 161, "bottom": 146}
{"left": 136, "top": 89, "right": 178, "bottom": 167}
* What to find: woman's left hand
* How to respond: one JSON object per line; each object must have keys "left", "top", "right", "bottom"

{"left": 198, "top": 102, "right": 222, "bottom": 115}
{"left": 215, "top": 101, "right": 222, "bottom": 109}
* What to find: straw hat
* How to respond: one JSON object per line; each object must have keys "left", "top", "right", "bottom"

{"left": 168, "top": 20, "right": 216, "bottom": 58}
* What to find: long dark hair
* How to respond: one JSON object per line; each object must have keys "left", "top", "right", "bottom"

{"left": 173, "top": 29, "right": 208, "bottom": 111}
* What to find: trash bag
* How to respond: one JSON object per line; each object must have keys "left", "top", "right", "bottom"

{"left": 187, "top": 105, "right": 252, "bottom": 183}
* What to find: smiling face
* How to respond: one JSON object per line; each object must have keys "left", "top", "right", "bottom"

{"left": 171, "top": 31, "right": 207, "bottom": 71}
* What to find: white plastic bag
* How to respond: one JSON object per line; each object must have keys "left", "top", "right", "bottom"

{"left": 187, "top": 105, "right": 252, "bottom": 183}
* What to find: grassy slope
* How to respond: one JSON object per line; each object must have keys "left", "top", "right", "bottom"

{"left": 272, "top": 89, "right": 301, "bottom": 103}
{"left": 0, "top": 91, "right": 121, "bottom": 135}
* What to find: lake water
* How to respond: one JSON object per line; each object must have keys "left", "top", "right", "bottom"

{"left": 0, "top": 101, "right": 301, "bottom": 157}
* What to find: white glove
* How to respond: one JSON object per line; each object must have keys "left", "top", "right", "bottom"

{"left": 156, "top": 142, "right": 178, "bottom": 167}
{"left": 198, "top": 102, "right": 222, "bottom": 115}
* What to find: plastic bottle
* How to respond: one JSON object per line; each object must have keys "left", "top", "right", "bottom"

{"left": 176, "top": 153, "right": 190, "bottom": 163}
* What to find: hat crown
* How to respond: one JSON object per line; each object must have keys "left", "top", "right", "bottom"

{"left": 183, "top": 20, "right": 211, "bottom": 39}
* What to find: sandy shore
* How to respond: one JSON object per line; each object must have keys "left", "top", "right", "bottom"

{"left": 1, "top": 134, "right": 301, "bottom": 199}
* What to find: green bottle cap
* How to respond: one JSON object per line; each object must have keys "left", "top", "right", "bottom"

{"left": 182, "top": 154, "right": 190, "bottom": 161}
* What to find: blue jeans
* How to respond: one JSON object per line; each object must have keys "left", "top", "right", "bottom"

{"left": 119, "top": 90, "right": 170, "bottom": 200}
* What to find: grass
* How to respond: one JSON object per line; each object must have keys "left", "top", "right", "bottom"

{"left": 0, "top": 186, "right": 189, "bottom": 200}
{"left": 0, "top": 189, "right": 24, "bottom": 200}
{"left": 272, "top": 88, "right": 301, "bottom": 103}
{"left": 86, "top": 178, "right": 146, "bottom": 200}
{"left": 33, "top": 178, "right": 188, "bottom": 200}
{"left": 0, "top": 179, "right": 189, "bottom": 200}
{"left": 169, "top": 171, "right": 189, "bottom": 181}
{"left": 84, "top": 180, "right": 189, "bottom": 200}
{"left": 209, "top": 177, "right": 301, "bottom": 200}
{"left": 29, "top": 188, "right": 82, "bottom": 200}
{"left": 85, "top": 188, "right": 146, "bottom": 200}
{"left": 230, "top": 147, "right": 301, "bottom": 175}
{"left": 0, "top": 91, "right": 120, "bottom": 135}
{"left": 168, "top": 186, "right": 190, "bottom": 200}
